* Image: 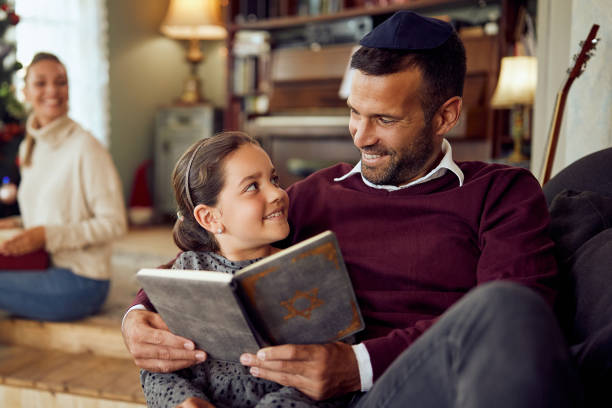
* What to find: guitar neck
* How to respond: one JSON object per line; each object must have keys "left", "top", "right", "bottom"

{"left": 539, "top": 88, "right": 569, "bottom": 185}
{"left": 538, "top": 23, "right": 600, "bottom": 186}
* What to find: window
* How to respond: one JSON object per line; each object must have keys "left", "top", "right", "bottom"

{"left": 15, "top": 0, "right": 109, "bottom": 145}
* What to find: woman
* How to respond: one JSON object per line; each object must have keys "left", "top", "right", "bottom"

{"left": 0, "top": 52, "right": 127, "bottom": 321}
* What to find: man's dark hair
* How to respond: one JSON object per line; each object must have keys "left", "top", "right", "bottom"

{"left": 350, "top": 31, "right": 466, "bottom": 123}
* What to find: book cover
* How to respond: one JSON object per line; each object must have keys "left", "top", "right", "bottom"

{"left": 137, "top": 230, "right": 364, "bottom": 362}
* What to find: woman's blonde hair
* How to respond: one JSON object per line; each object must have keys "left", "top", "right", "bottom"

{"left": 21, "top": 52, "right": 66, "bottom": 167}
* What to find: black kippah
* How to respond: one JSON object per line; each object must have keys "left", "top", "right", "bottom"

{"left": 360, "top": 10, "right": 453, "bottom": 51}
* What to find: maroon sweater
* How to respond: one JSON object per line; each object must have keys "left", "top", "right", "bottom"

{"left": 284, "top": 162, "right": 558, "bottom": 380}
{"left": 133, "top": 161, "right": 558, "bottom": 381}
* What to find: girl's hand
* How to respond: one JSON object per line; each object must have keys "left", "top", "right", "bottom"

{"left": 0, "top": 226, "right": 46, "bottom": 256}
{"left": 176, "top": 397, "right": 216, "bottom": 407}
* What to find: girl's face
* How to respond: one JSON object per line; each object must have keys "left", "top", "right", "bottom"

{"left": 23, "top": 60, "right": 69, "bottom": 127}
{"left": 213, "top": 143, "right": 290, "bottom": 260}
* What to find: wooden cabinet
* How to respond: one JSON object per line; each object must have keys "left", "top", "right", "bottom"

{"left": 153, "top": 105, "right": 217, "bottom": 215}
{"left": 223, "top": 1, "right": 518, "bottom": 163}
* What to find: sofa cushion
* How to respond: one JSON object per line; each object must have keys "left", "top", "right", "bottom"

{"left": 568, "top": 230, "right": 612, "bottom": 406}
{"left": 549, "top": 189, "right": 612, "bottom": 406}
{"left": 549, "top": 190, "right": 612, "bottom": 337}
{"left": 548, "top": 190, "right": 612, "bottom": 262}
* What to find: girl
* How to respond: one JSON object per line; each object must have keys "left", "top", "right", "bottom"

{"left": 141, "top": 132, "right": 350, "bottom": 408}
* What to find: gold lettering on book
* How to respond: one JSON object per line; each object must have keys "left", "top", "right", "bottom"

{"left": 292, "top": 242, "right": 340, "bottom": 270}
{"left": 240, "top": 267, "right": 279, "bottom": 308}
{"left": 281, "top": 288, "right": 324, "bottom": 320}
{"left": 334, "top": 301, "right": 363, "bottom": 340}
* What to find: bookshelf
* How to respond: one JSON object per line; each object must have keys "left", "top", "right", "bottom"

{"left": 223, "top": 0, "right": 525, "bottom": 162}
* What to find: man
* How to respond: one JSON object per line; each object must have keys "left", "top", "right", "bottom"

{"left": 123, "top": 11, "right": 581, "bottom": 407}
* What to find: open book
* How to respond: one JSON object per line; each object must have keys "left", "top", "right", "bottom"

{"left": 137, "top": 230, "right": 364, "bottom": 362}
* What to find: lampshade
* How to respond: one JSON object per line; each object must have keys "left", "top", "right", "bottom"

{"left": 161, "top": 0, "right": 227, "bottom": 40}
{"left": 491, "top": 56, "right": 537, "bottom": 108}
{"left": 160, "top": 0, "right": 227, "bottom": 104}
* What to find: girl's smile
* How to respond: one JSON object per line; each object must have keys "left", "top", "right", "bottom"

{"left": 205, "top": 143, "right": 290, "bottom": 261}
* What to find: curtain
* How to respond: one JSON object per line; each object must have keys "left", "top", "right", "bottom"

{"left": 15, "top": 0, "right": 110, "bottom": 145}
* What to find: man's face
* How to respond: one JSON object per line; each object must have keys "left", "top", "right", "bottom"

{"left": 347, "top": 68, "right": 441, "bottom": 186}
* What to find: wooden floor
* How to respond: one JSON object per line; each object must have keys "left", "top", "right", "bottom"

{"left": 0, "top": 317, "right": 146, "bottom": 407}
{"left": 0, "top": 226, "right": 177, "bottom": 408}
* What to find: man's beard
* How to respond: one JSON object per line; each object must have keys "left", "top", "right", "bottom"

{"left": 361, "top": 122, "right": 435, "bottom": 186}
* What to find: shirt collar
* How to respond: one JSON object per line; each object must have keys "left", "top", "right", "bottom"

{"left": 334, "top": 139, "right": 464, "bottom": 191}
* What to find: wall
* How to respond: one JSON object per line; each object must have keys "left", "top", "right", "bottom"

{"left": 106, "top": 0, "right": 227, "bottom": 202}
{"left": 532, "top": 0, "right": 612, "bottom": 179}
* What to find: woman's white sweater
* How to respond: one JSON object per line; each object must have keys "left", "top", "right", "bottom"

{"left": 18, "top": 115, "right": 127, "bottom": 280}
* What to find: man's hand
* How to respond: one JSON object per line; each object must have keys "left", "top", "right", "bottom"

{"left": 0, "top": 226, "right": 45, "bottom": 256}
{"left": 122, "top": 309, "right": 207, "bottom": 372}
{"left": 176, "top": 397, "right": 216, "bottom": 408}
{"left": 240, "top": 342, "right": 361, "bottom": 401}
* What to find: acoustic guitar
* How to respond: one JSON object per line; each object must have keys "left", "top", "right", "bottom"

{"left": 538, "top": 24, "right": 600, "bottom": 185}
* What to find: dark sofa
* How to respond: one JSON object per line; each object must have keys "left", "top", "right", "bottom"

{"left": 543, "top": 147, "right": 612, "bottom": 406}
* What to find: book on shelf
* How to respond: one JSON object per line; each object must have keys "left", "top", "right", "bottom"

{"left": 232, "top": 31, "right": 271, "bottom": 98}
{"left": 137, "top": 230, "right": 364, "bottom": 362}
{"left": 232, "top": 0, "right": 344, "bottom": 22}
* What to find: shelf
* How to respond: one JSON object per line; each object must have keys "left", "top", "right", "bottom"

{"left": 228, "top": 0, "right": 471, "bottom": 31}
{"left": 225, "top": 0, "right": 518, "bottom": 162}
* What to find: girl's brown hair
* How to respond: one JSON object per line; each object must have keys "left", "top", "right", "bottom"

{"left": 172, "top": 131, "right": 259, "bottom": 252}
{"left": 22, "top": 52, "right": 66, "bottom": 167}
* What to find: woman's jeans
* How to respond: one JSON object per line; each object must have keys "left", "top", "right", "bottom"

{"left": 0, "top": 267, "right": 109, "bottom": 321}
{"left": 351, "top": 281, "right": 583, "bottom": 408}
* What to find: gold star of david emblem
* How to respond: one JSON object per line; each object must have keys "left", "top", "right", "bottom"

{"left": 280, "top": 288, "right": 324, "bottom": 320}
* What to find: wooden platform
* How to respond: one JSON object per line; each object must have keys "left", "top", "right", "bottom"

{"left": 0, "top": 227, "right": 178, "bottom": 407}
{"left": 0, "top": 316, "right": 146, "bottom": 407}
{"left": 0, "top": 346, "right": 144, "bottom": 406}
{"left": 0, "top": 316, "right": 129, "bottom": 359}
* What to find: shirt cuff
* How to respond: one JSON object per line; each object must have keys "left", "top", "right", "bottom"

{"left": 352, "top": 342, "right": 373, "bottom": 391}
{"left": 121, "top": 304, "right": 146, "bottom": 331}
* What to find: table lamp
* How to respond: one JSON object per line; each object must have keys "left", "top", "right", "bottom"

{"left": 160, "top": 0, "right": 227, "bottom": 104}
{"left": 491, "top": 55, "right": 537, "bottom": 163}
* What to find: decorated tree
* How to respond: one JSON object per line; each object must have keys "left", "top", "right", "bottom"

{"left": 0, "top": 0, "right": 25, "bottom": 216}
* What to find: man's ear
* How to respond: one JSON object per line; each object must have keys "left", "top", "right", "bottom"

{"left": 432, "top": 96, "right": 462, "bottom": 137}
{"left": 193, "top": 204, "right": 221, "bottom": 234}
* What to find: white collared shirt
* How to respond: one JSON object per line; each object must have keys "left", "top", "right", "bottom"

{"left": 335, "top": 139, "right": 464, "bottom": 190}
{"left": 345, "top": 139, "right": 463, "bottom": 391}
